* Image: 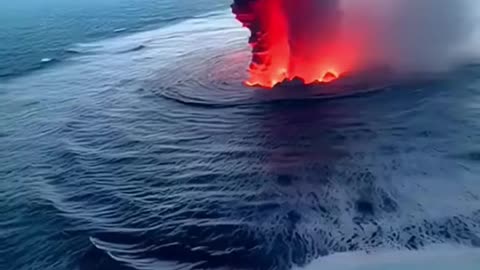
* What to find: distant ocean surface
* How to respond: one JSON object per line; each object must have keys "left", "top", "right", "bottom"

{"left": 2, "top": 1, "right": 480, "bottom": 270}
{"left": 0, "top": 0, "right": 229, "bottom": 78}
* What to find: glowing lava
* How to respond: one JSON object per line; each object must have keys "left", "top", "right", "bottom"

{"left": 232, "top": 0, "right": 359, "bottom": 88}
{"left": 321, "top": 70, "right": 339, "bottom": 83}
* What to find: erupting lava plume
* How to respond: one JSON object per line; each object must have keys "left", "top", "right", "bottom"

{"left": 232, "top": 0, "right": 477, "bottom": 88}
{"left": 232, "top": 0, "right": 358, "bottom": 88}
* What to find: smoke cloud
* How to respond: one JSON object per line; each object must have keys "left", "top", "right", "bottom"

{"left": 341, "top": 0, "right": 477, "bottom": 73}
{"left": 232, "top": 0, "right": 479, "bottom": 87}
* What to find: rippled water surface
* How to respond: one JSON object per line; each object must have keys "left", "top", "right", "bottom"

{"left": 2, "top": 2, "right": 480, "bottom": 270}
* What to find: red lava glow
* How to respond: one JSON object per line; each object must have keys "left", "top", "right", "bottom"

{"left": 233, "top": 0, "right": 361, "bottom": 88}
{"left": 321, "top": 70, "right": 339, "bottom": 83}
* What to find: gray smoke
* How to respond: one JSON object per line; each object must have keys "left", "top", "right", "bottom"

{"left": 339, "top": 0, "right": 479, "bottom": 73}
{"left": 232, "top": 0, "right": 480, "bottom": 80}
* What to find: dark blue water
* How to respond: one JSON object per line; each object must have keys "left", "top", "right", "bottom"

{"left": 2, "top": 1, "right": 480, "bottom": 270}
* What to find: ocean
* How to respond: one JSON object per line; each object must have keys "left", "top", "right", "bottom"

{"left": 1, "top": 1, "right": 480, "bottom": 270}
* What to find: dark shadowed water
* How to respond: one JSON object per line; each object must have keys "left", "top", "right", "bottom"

{"left": 2, "top": 2, "right": 480, "bottom": 270}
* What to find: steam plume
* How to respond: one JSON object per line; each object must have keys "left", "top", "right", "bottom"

{"left": 232, "top": 0, "right": 479, "bottom": 87}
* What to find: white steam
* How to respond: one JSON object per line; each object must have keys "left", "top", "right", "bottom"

{"left": 339, "top": 0, "right": 480, "bottom": 73}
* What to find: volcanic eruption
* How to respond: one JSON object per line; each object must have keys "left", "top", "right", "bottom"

{"left": 232, "top": 0, "right": 477, "bottom": 88}
{"left": 232, "top": 0, "right": 358, "bottom": 88}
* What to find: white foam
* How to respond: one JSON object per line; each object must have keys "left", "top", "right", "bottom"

{"left": 295, "top": 245, "right": 480, "bottom": 270}
{"left": 68, "top": 10, "right": 246, "bottom": 58}
{"left": 40, "top": 58, "right": 53, "bottom": 63}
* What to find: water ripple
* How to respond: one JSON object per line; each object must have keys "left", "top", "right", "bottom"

{"left": 2, "top": 10, "right": 480, "bottom": 270}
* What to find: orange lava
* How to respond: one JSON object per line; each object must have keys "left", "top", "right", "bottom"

{"left": 234, "top": 0, "right": 361, "bottom": 88}
{"left": 321, "top": 70, "right": 339, "bottom": 83}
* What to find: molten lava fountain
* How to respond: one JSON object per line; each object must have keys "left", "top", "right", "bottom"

{"left": 232, "top": 0, "right": 360, "bottom": 88}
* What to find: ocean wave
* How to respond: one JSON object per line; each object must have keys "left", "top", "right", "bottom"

{"left": 118, "top": 44, "right": 147, "bottom": 53}
{"left": 114, "top": 28, "right": 128, "bottom": 33}
{"left": 0, "top": 58, "right": 60, "bottom": 80}
{"left": 2, "top": 9, "right": 480, "bottom": 270}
